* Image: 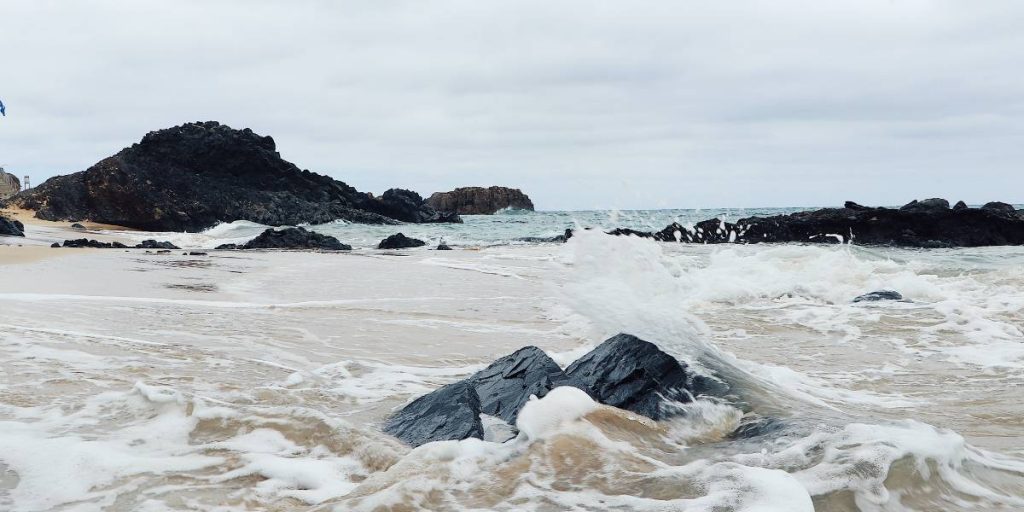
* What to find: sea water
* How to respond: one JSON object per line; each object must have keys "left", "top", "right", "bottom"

{"left": 2, "top": 210, "right": 1024, "bottom": 511}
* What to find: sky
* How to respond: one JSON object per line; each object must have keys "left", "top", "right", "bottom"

{"left": 1, "top": 0, "right": 1022, "bottom": 211}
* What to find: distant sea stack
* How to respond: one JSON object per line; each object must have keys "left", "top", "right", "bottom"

{"left": 0, "top": 168, "right": 20, "bottom": 199}
{"left": 427, "top": 186, "right": 535, "bottom": 215}
{"left": 1, "top": 121, "right": 460, "bottom": 231}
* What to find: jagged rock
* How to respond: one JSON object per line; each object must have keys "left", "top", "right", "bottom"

{"left": 61, "top": 238, "right": 128, "bottom": 248}
{"left": 844, "top": 201, "right": 872, "bottom": 211}
{"left": 0, "top": 215, "right": 24, "bottom": 237}
{"left": 134, "top": 239, "right": 180, "bottom": 250}
{"left": 565, "top": 333, "right": 697, "bottom": 420}
{"left": 378, "top": 232, "right": 426, "bottom": 249}
{"left": 382, "top": 380, "right": 484, "bottom": 447}
{"left": 468, "top": 346, "right": 589, "bottom": 424}
{"left": 427, "top": 186, "right": 535, "bottom": 215}
{"left": 2, "top": 122, "right": 458, "bottom": 231}
{"left": 610, "top": 200, "right": 1024, "bottom": 247}
{"left": 953, "top": 201, "right": 968, "bottom": 210}
{"left": 220, "top": 227, "right": 351, "bottom": 251}
{"left": 853, "top": 290, "right": 904, "bottom": 302}
{"left": 369, "top": 189, "right": 461, "bottom": 224}
{"left": 728, "top": 416, "right": 788, "bottom": 440}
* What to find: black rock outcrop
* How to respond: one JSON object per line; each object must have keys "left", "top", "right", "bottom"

{"left": 0, "top": 215, "right": 24, "bottom": 237}
{"left": 427, "top": 186, "right": 535, "bottom": 215}
{"left": 607, "top": 199, "right": 1024, "bottom": 247}
{"left": 369, "top": 189, "right": 461, "bottom": 224}
{"left": 61, "top": 238, "right": 128, "bottom": 248}
{"left": 135, "top": 239, "right": 180, "bottom": 250}
{"left": 468, "top": 346, "right": 588, "bottom": 424}
{"left": 2, "top": 122, "right": 460, "bottom": 231}
{"left": 378, "top": 233, "right": 426, "bottom": 249}
{"left": 382, "top": 381, "right": 484, "bottom": 447}
{"left": 853, "top": 290, "right": 904, "bottom": 302}
{"left": 217, "top": 227, "right": 351, "bottom": 251}
{"left": 565, "top": 333, "right": 696, "bottom": 420}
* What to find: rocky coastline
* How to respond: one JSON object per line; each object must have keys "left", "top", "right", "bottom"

{"left": 427, "top": 186, "right": 534, "bottom": 215}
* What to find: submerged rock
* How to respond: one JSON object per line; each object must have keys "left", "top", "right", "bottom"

{"left": 382, "top": 380, "right": 484, "bottom": 447}
{"left": 2, "top": 121, "right": 458, "bottom": 231}
{"left": 219, "top": 227, "right": 351, "bottom": 251}
{"left": 134, "top": 239, "right": 180, "bottom": 250}
{"left": 565, "top": 333, "right": 696, "bottom": 420}
{"left": 436, "top": 242, "right": 452, "bottom": 250}
{"left": 426, "top": 186, "right": 535, "bottom": 215}
{"left": 853, "top": 290, "right": 904, "bottom": 302}
{"left": 469, "top": 346, "right": 589, "bottom": 424}
{"left": 378, "top": 232, "right": 426, "bottom": 249}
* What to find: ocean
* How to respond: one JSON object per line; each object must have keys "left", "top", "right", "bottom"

{"left": 1, "top": 209, "right": 1023, "bottom": 511}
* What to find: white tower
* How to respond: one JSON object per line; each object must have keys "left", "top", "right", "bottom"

{"left": 23, "top": 175, "right": 31, "bottom": 190}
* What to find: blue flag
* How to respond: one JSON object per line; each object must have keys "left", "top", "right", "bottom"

{"left": 0, "top": 99, "right": 5, "bottom": 116}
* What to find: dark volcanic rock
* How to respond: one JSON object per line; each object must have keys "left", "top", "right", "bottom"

{"left": 436, "top": 241, "right": 452, "bottom": 250}
{"left": 611, "top": 199, "right": 1024, "bottom": 247}
{"left": 469, "top": 346, "right": 589, "bottom": 424}
{"left": 953, "top": 201, "right": 968, "bottom": 211}
{"left": 382, "top": 381, "right": 484, "bottom": 447}
{"left": 61, "top": 238, "right": 128, "bottom": 248}
{"left": 70, "top": 223, "right": 86, "bottom": 230}
{"left": 427, "top": 186, "right": 535, "bottom": 215}
{"left": 368, "top": 189, "right": 461, "bottom": 224}
{"left": 135, "top": 239, "right": 180, "bottom": 250}
{"left": 50, "top": 242, "right": 60, "bottom": 248}
{"left": 0, "top": 215, "right": 24, "bottom": 237}
{"left": 853, "top": 290, "right": 904, "bottom": 302}
{"left": 2, "top": 122, "right": 457, "bottom": 231}
{"left": 565, "top": 333, "right": 696, "bottom": 420}
{"left": 982, "top": 201, "right": 1017, "bottom": 215}
{"left": 224, "top": 227, "right": 351, "bottom": 251}
{"left": 378, "top": 232, "right": 426, "bottom": 249}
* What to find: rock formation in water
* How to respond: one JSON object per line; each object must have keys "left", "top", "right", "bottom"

{"left": 607, "top": 199, "right": 1024, "bottom": 248}
{"left": 0, "top": 169, "right": 21, "bottom": 199}
{"left": 2, "top": 122, "right": 460, "bottom": 231}
{"left": 853, "top": 290, "right": 904, "bottom": 303}
{"left": 135, "top": 240, "right": 180, "bottom": 250}
{"left": 377, "top": 233, "right": 426, "bottom": 249}
{"left": 427, "top": 186, "right": 535, "bottom": 215}
{"left": 216, "top": 227, "right": 351, "bottom": 251}
{"left": 59, "top": 238, "right": 129, "bottom": 248}
{"left": 381, "top": 333, "right": 721, "bottom": 446}
{"left": 0, "top": 214, "right": 25, "bottom": 236}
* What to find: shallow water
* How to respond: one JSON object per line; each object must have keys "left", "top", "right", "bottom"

{"left": 2, "top": 224, "right": 1024, "bottom": 511}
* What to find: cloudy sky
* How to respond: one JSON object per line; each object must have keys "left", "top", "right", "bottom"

{"left": 1, "top": 1, "right": 1022, "bottom": 210}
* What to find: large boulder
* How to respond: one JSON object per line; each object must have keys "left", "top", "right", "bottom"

{"left": 134, "top": 239, "right": 180, "bottom": 250}
{"left": 382, "top": 381, "right": 484, "bottom": 447}
{"left": 469, "top": 346, "right": 589, "bottom": 424}
{"left": 612, "top": 199, "right": 1024, "bottom": 247}
{"left": 565, "top": 334, "right": 697, "bottom": 420}
{"left": 218, "top": 227, "right": 351, "bottom": 251}
{"left": 0, "top": 215, "right": 24, "bottom": 237}
{"left": 378, "top": 232, "right": 426, "bottom": 249}
{"left": 2, "top": 122, "right": 458, "bottom": 231}
{"left": 427, "top": 186, "right": 535, "bottom": 215}
{"left": 0, "top": 169, "right": 21, "bottom": 199}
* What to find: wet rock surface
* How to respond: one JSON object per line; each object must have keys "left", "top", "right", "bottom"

{"left": 853, "top": 290, "right": 904, "bottom": 302}
{"left": 607, "top": 199, "right": 1024, "bottom": 247}
{"left": 378, "top": 233, "right": 426, "bottom": 249}
{"left": 427, "top": 186, "right": 534, "bottom": 215}
{"left": 60, "top": 238, "right": 128, "bottom": 248}
{"left": 382, "top": 381, "right": 484, "bottom": 447}
{"left": 469, "top": 346, "right": 589, "bottom": 424}
{"left": 382, "top": 333, "right": 714, "bottom": 446}
{"left": 2, "top": 121, "right": 459, "bottom": 231}
{"left": 135, "top": 239, "right": 180, "bottom": 250}
{"left": 369, "top": 189, "right": 461, "bottom": 224}
{"left": 217, "top": 227, "right": 351, "bottom": 251}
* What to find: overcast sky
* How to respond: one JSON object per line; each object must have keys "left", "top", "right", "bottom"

{"left": 1, "top": 1, "right": 1022, "bottom": 210}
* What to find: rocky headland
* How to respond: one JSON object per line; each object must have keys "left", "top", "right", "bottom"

{"left": 605, "top": 199, "right": 1024, "bottom": 247}
{"left": 427, "top": 186, "right": 534, "bottom": 215}
{"left": 1, "top": 122, "right": 461, "bottom": 232}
